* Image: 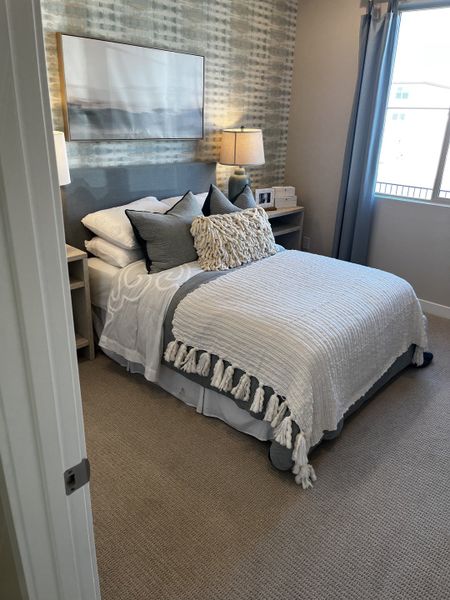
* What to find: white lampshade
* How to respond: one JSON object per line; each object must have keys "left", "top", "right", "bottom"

{"left": 219, "top": 128, "right": 265, "bottom": 167}
{"left": 53, "top": 131, "right": 71, "bottom": 186}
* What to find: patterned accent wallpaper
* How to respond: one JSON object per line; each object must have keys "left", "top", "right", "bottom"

{"left": 41, "top": 0, "right": 298, "bottom": 189}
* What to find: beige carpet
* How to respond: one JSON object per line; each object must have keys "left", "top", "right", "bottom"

{"left": 79, "top": 315, "right": 450, "bottom": 600}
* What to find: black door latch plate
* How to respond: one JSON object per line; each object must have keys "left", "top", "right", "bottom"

{"left": 64, "top": 458, "right": 90, "bottom": 495}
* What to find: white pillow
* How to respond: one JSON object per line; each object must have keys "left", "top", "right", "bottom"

{"left": 160, "top": 192, "right": 208, "bottom": 210}
{"left": 85, "top": 237, "right": 143, "bottom": 268}
{"left": 82, "top": 197, "right": 167, "bottom": 249}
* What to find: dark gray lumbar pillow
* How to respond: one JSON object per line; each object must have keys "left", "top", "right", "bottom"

{"left": 202, "top": 184, "right": 241, "bottom": 216}
{"left": 232, "top": 184, "right": 257, "bottom": 210}
{"left": 126, "top": 191, "right": 202, "bottom": 273}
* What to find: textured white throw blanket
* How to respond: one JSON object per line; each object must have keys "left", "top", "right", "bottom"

{"left": 165, "top": 251, "right": 428, "bottom": 488}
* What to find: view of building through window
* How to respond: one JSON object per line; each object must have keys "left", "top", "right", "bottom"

{"left": 376, "top": 7, "right": 450, "bottom": 202}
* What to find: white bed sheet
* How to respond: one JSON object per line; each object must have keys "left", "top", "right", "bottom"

{"left": 88, "top": 257, "right": 121, "bottom": 309}
{"left": 99, "top": 260, "right": 203, "bottom": 380}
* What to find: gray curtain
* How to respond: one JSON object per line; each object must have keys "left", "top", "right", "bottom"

{"left": 332, "top": 0, "right": 401, "bottom": 264}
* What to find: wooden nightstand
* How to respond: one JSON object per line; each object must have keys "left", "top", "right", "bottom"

{"left": 66, "top": 244, "right": 94, "bottom": 360}
{"left": 267, "top": 206, "right": 304, "bottom": 250}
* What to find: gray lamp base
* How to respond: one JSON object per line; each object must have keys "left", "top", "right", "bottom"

{"left": 228, "top": 168, "right": 251, "bottom": 200}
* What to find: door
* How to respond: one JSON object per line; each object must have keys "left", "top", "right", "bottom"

{"left": 0, "top": 1, "right": 100, "bottom": 598}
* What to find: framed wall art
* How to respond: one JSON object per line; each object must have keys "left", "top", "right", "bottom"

{"left": 57, "top": 33, "right": 205, "bottom": 141}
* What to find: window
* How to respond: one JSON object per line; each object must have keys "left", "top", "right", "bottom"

{"left": 375, "top": 7, "right": 450, "bottom": 203}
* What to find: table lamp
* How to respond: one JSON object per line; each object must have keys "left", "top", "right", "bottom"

{"left": 219, "top": 126, "right": 265, "bottom": 199}
{"left": 53, "top": 131, "right": 71, "bottom": 186}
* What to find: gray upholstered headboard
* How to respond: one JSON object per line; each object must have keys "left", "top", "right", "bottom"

{"left": 62, "top": 161, "right": 216, "bottom": 249}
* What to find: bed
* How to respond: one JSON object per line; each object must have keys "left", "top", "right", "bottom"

{"left": 65, "top": 162, "right": 429, "bottom": 488}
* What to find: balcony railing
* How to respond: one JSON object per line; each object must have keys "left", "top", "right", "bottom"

{"left": 375, "top": 181, "right": 450, "bottom": 201}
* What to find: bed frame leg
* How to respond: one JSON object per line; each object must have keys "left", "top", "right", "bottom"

{"left": 414, "top": 351, "right": 434, "bottom": 369}
{"left": 269, "top": 441, "right": 293, "bottom": 472}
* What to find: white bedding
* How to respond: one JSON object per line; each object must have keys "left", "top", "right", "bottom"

{"left": 100, "top": 260, "right": 203, "bottom": 380}
{"left": 99, "top": 251, "right": 427, "bottom": 487}
{"left": 88, "top": 258, "right": 121, "bottom": 310}
{"left": 99, "top": 247, "right": 285, "bottom": 364}
{"left": 167, "top": 251, "right": 427, "bottom": 486}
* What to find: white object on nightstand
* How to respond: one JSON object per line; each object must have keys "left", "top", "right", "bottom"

{"left": 272, "top": 186, "right": 295, "bottom": 198}
{"left": 275, "top": 195, "right": 298, "bottom": 208}
{"left": 272, "top": 185, "right": 298, "bottom": 208}
{"left": 266, "top": 206, "right": 304, "bottom": 250}
{"left": 66, "top": 244, "right": 95, "bottom": 360}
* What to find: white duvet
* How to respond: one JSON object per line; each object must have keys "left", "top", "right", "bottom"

{"left": 166, "top": 251, "right": 428, "bottom": 487}
{"left": 100, "top": 251, "right": 427, "bottom": 488}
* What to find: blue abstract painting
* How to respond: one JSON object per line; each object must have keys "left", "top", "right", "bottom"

{"left": 58, "top": 34, "right": 204, "bottom": 140}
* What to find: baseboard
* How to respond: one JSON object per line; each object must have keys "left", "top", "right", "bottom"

{"left": 420, "top": 299, "right": 450, "bottom": 319}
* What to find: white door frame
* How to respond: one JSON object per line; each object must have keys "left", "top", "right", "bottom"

{"left": 0, "top": 1, "right": 100, "bottom": 598}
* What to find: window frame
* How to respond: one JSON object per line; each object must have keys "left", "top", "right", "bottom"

{"left": 431, "top": 112, "right": 450, "bottom": 201}
{"left": 375, "top": 2, "right": 450, "bottom": 205}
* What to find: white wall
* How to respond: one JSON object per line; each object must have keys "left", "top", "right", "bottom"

{"left": 286, "top": 0, "right": 450, "bottom": 310}
{"left": 286, "top": 0, "right": 362, "bottom": 256}
{"left": 368, "top": 198, "right": 450, "bottom": 309}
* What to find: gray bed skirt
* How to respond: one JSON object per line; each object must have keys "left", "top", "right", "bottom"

{"left": 162, "top": 344, "right": 416, "bottom": 472}
{"left": 93, "top": 306, "right": 416, "bottom": 473}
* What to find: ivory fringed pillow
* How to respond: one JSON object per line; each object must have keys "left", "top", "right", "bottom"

{"left": 191, "top": 207, "right": 277, "bottom": 271}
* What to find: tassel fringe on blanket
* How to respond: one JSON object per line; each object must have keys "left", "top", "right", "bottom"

{"left": 196, "top": 352, "right": 211, "bottom": 377}
{"left": 164, "top": 339, "right": 317, "bottom": 489}
{"left": 182, "top": 347, "right": 198, "bottom": 374}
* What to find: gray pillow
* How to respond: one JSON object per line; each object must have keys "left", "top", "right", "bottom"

{"left": 202, "top": 184, "right": 241, "bottom": 216}
{"left": 232, "top": 185, "right": 257, "bottom": 210}
{"left": 126, "top": 191, "right": 202, "bottom": 273}
{"left": 202, "top": 184, "right": 257, "bottom": 216}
